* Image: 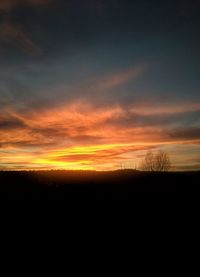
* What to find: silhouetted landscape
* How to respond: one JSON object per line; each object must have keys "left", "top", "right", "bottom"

{"left": 0, "top": 170, "right": 199, "bottom": 195}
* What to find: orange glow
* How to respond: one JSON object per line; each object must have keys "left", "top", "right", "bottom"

{"left": 1, "top": 101, "right": 200, "bottom": 170}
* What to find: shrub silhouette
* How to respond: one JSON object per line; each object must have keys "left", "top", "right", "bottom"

{"left": 140, "top": 150, "right": 171, "bottom": 172}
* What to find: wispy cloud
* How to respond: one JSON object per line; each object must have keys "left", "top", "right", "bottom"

{"left": 0, "top": 21, "right": 41, "bottom": 54}
{"left": 95, "top": 65, "right": 146, "bottom": 90}
{"left": 0, "top": 0, "right": 53, "bottom": 54}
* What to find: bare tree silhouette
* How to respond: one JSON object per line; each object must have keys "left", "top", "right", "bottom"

{"left": 140, "top": 150, "right": 171, "bottom": 172}
{"left": 154, "top": 151, "right": 171, "bottom": 172}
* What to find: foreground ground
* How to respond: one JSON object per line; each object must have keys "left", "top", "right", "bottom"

{"left": 0, "top": 170, "right": 199, "bottom": 195}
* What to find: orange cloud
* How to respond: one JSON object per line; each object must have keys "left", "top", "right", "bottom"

{"left": 1, "top": 100, "right": 200, "bottom": 170}
{"left": 95, "top": 65, "right": 146, "bottom": 90}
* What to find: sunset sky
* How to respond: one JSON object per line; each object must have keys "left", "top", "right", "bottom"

{"left": 0, "top": 0, "right": 200, "bottom": 171}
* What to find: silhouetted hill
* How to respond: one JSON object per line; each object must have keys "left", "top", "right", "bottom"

{"left": 0, "top": 170, "right": 199, "bottom": 195}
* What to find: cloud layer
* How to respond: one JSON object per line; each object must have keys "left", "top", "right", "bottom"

{"left": 1, "top": 99, "right": 200, "bottom": 170}
{"left": 0, "top": 0, "right": 200, "bottom": 170}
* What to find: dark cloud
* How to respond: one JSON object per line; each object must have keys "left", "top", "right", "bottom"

{"left": 0, "top": 0, "right": 53, "bottom": 12}
{"left": 70, "top": 135, "right": 104, "bottom": 145}
{"left": 0, "top": 115, "right": 26, "bottom": 130}
{"left": 105, "top": 109, "right": 200, "bottom": 129}
{"left": 168, "top": 127, "right": 200, "bottom": 141}
{"left": 0, "top": 0, "right": 53, "bottom": 55}
{"left": 0, "top": 141, "right": 55, "bottom": 148}
{"left": 30, "top": 126, "right": 68, "bottom": 138}
{"left": 0, "top": 21, "right": 41, "bottom": 54}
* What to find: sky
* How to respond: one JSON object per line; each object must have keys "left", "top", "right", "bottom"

{"left": 0, "top": 0, "right": 200, "bottom": 171}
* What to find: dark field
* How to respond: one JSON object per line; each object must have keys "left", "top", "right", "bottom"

{"left": 0, "top": 170, "right": 199, "bottom": 195}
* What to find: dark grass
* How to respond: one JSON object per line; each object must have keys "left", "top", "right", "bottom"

{"left": 0, "top": 170, "right": 199, "bottom": 195}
